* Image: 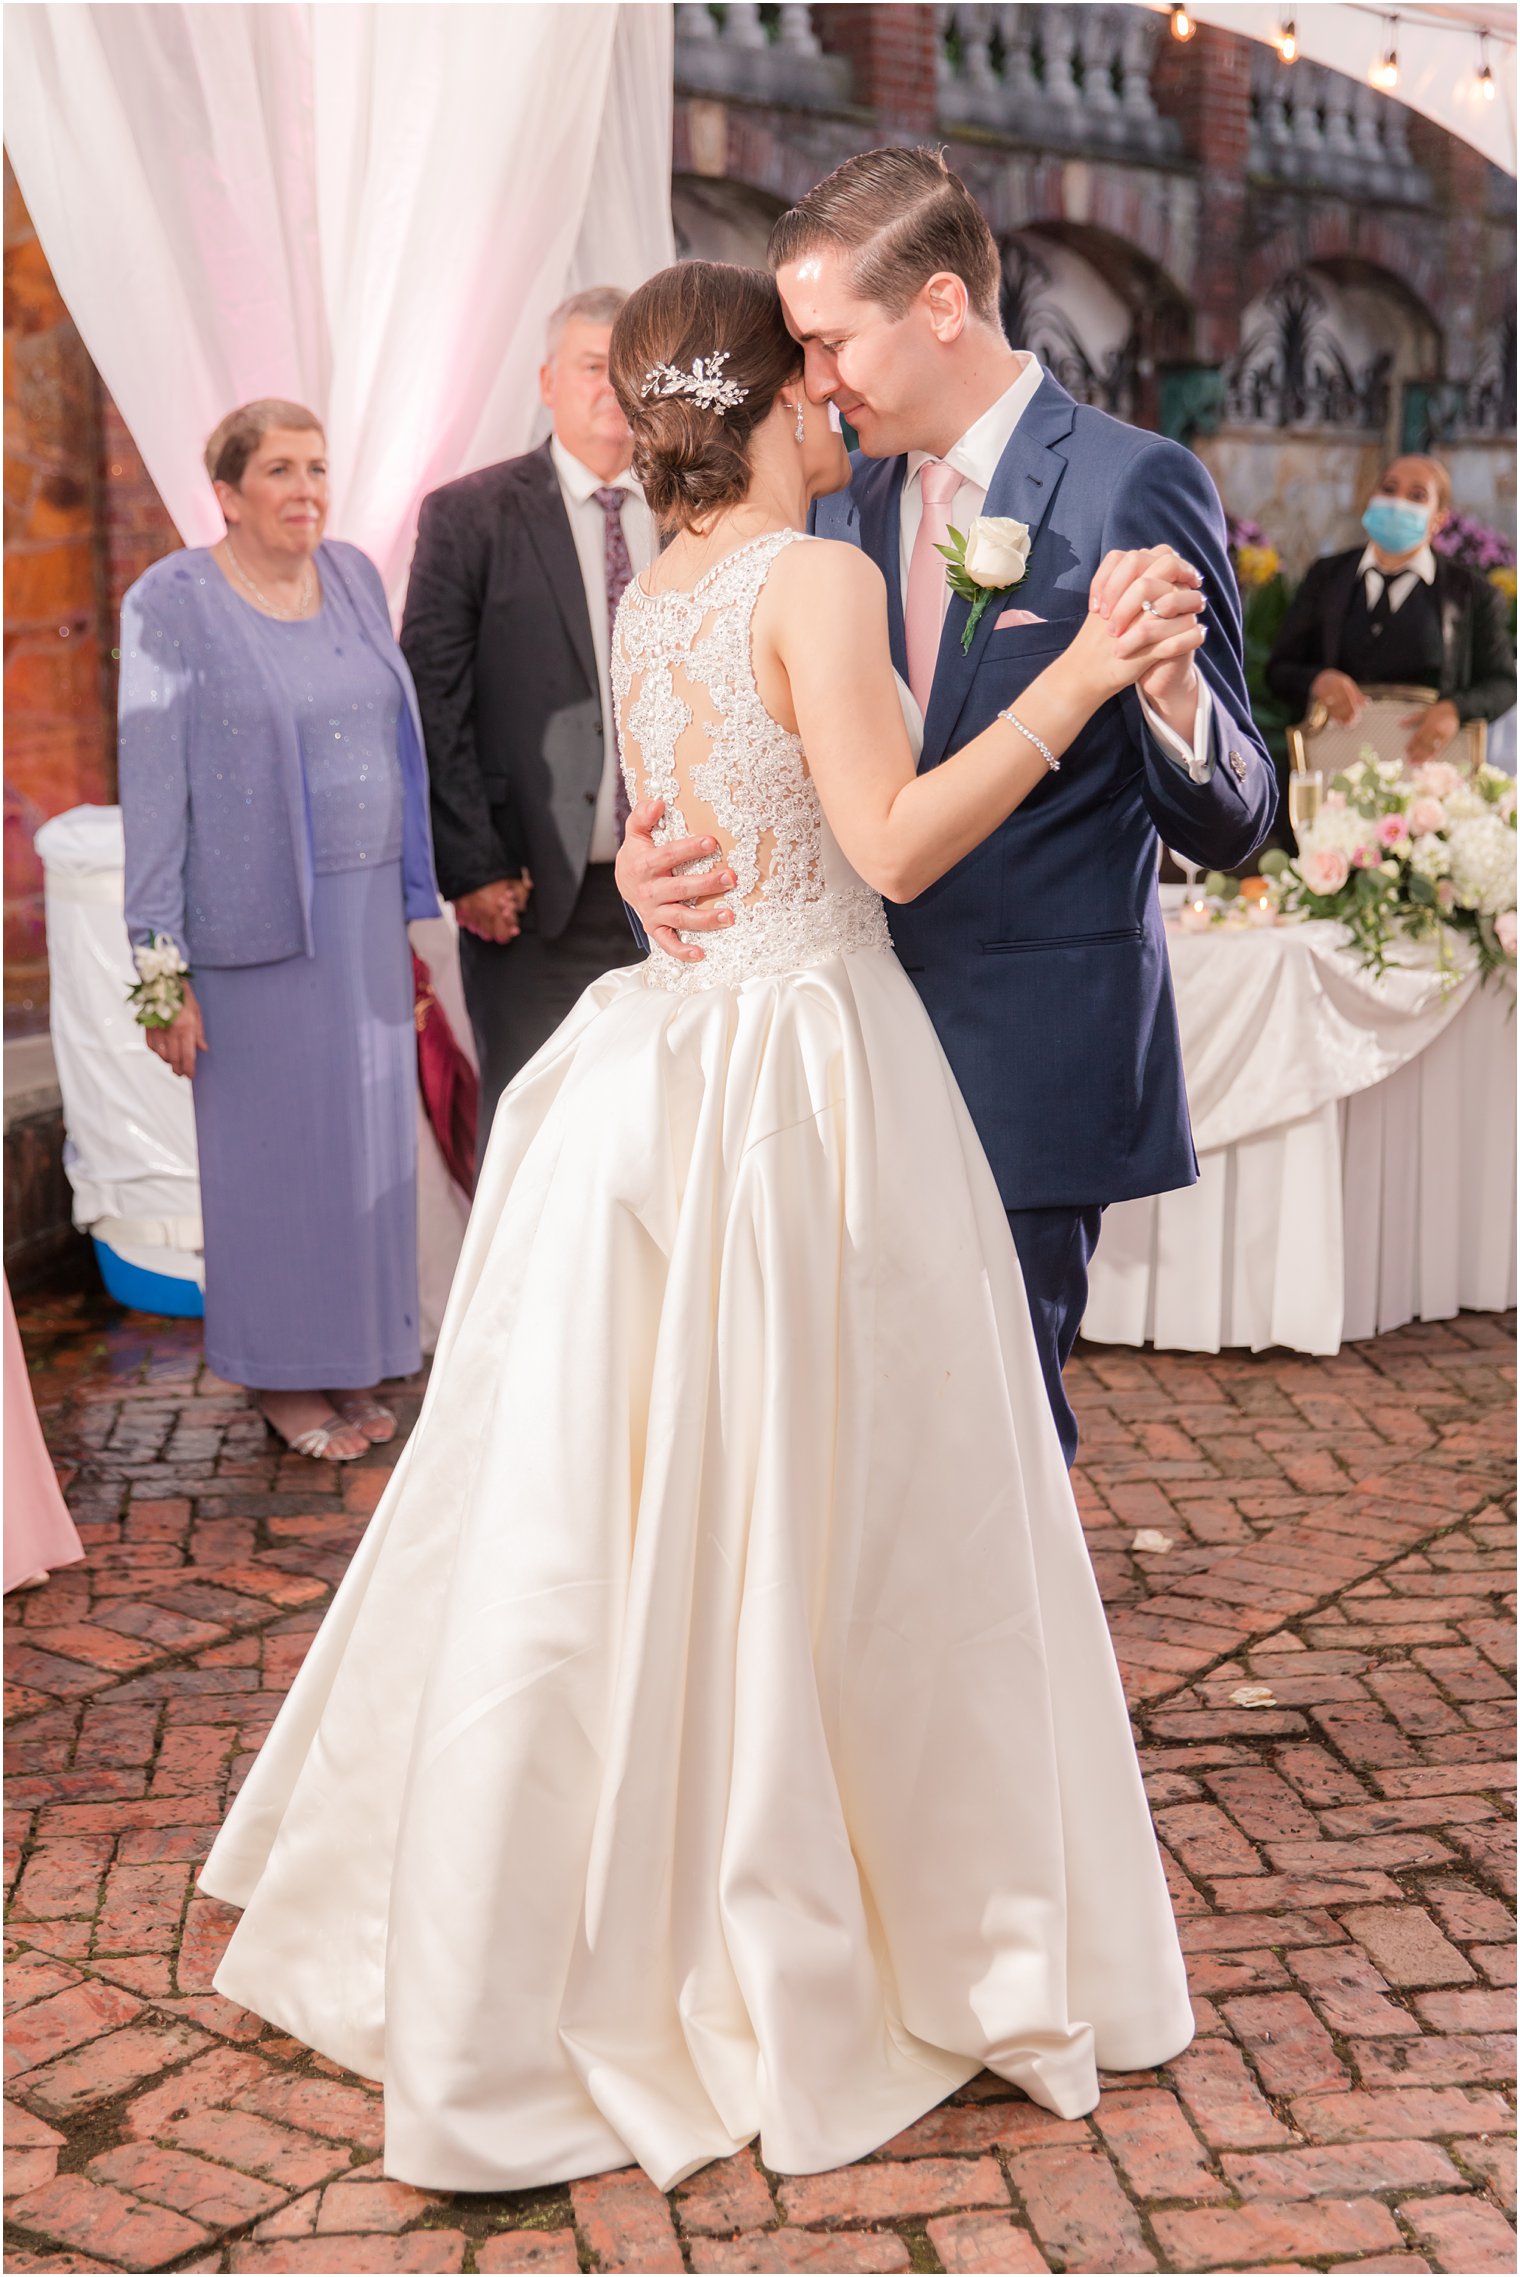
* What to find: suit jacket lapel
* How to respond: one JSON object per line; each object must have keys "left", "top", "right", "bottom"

{"left": 855, "top": 455, "right": 909, "bottom": 683}
{"left": 515, "top": 439, "right": 598, "bottom": 695}
{"left": 921, "top": 374, "right": 1079, "bottom": 768}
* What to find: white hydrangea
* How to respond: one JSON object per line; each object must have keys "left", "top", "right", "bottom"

{"left": 1443, "top": 784, "right": 1488, "bottom": 823}
{"left": 1447, "top": 813, "right": 1518, "bottom": 915}
{"left": 1302, "top": 805, "right": 1375, "bottom": 861}
{"left": 1407, "top": 832, "right": 1452, "bottom": 882}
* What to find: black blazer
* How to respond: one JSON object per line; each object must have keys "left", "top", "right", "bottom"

{"left": 400, "top": 439, "right": 604, "bottom": 939}
{"left": 1266, "top": 547, "right": 1516, "bottom": 725}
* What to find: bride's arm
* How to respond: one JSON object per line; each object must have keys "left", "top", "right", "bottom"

{"left": 759, "top": 540, "right": 1204, "bottom": 904}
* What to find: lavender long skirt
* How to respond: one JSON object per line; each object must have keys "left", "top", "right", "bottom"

{"left": 191, "top": 861, "right": 420, "bottom": 1391}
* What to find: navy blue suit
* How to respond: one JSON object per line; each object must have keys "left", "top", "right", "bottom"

{"left": 814, "top": 374, "right": 1277, "bottom": 1458}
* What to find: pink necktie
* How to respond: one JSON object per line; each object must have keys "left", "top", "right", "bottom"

{"left": 905, "top": 459, "right": 962, "bottom": 714}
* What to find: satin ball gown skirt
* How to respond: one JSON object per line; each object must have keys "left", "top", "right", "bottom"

{"left": 200, "top": 948, "right": 1193, "bottom": 2190}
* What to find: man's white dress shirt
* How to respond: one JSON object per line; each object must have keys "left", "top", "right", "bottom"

{"left": 550, "top": 437, "right": 656, "bottom": 862}
{"left": 898, "top": 359, "right": 1215, "bottom": 781}
{"left": 1357, "top": 540, "right": 1437, "bottom": 617}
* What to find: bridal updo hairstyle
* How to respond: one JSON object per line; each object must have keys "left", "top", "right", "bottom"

{"left": 608, "top": 263, "right": 801, "bottom": 532}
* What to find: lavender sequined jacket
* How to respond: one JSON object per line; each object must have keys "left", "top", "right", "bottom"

{"left": 119, "top": 540, "right": 440, "bottom": 966}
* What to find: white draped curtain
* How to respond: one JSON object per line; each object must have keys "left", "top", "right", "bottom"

{"left": 5, "top": 2, "right": 675, "bottom": 600}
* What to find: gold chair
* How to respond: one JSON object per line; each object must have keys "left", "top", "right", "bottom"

{"left": 1288, "top": 683, "right": 1488, "bottom": 776}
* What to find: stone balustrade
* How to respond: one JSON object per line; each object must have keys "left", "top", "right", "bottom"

{"left": 674, "top": 4, "right": 853, "bottom": 108}
{"left": 1248, "top": 45, "right": 1429, "bottom": 203}
{"left": 936, "top": 4, "right": 1179, "bottom": 159}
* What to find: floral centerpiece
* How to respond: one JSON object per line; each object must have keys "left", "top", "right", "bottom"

{"left": 1260, "top": 753, "right": 1517, "bottom": 986}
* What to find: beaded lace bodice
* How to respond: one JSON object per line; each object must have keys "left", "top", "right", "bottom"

{"left": 612, "top": 528, "right": 891, "bottom": 996}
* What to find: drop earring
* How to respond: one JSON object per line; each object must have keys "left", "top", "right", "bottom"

{"left": 793, "top": 400, "right": 806, "bottom": 445}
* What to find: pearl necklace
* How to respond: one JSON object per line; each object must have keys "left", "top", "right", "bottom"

{"left": 224, "top": 538, "right": 319, "bottom": 621}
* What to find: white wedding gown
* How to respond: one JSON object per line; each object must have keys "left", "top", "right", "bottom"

{"left": 201, "top": 528, "right": 1193, "bottom": 2192}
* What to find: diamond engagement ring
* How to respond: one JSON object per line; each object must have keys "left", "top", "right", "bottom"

{"left": 1140, "top": 597, "right": 1160, "bottom": 615}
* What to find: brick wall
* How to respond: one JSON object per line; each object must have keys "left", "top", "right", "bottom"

{"left": 813, "top": 4, "right": 939, "bottom": 133}
{"left": 4, "top": 161, "right": 111, "bottom": 1037}
{"left": 1152, "top": 23, "right": 1253, "bottom": 366}
{"left": 3, "top": 161, "right": 179, "bottom": 1037}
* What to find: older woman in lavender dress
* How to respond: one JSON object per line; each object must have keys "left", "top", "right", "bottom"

{"left": 118, "top": 400, "right": 440, "bottom": 1462}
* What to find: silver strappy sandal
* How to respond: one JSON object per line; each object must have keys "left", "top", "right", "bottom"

{"left": 260, "top": 1405, "right": 367, "bottom": 1464}
{"left": 331, "top": 1394, "right": 397, "bottom": 1445}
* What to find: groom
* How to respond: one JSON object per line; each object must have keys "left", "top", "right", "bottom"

{"left": 618, "top": 149, "right": 1275, "bottom": 1462}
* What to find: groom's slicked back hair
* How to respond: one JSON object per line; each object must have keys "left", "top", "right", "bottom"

{"left": 768, "top": 148, "right": 1003, "bottom": 330}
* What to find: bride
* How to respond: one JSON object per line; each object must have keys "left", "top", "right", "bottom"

{"left": 201, "top": 261, "right": 1204, "bottom": 2193}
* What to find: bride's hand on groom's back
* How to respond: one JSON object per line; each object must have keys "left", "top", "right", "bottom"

{"left": 615, "top": 798, "right": 736, "bottom": 965}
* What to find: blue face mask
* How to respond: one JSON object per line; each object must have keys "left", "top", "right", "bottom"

{"left": 1363, "top": 496, "right": 1431, "bottom": 555}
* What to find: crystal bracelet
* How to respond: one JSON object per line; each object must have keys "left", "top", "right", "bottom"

{"left": 997, "top": 707, "right": 1060, "bottom": 772}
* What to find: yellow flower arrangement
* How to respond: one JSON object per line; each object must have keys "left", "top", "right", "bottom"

{"left": 1234, "top": 543, "right": 1281, "bottom": 590}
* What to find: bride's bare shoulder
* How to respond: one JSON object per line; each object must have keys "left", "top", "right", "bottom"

{"left": 768, "top": 534, "right": 888, "bottom": 621}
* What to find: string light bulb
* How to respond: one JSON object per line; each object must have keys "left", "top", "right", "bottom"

{"left": 1478, "top": 29, "right": 1497, "bottom": 99}
{"left": 1169, "top": 4, "right": 1195, "bottom": 41}
{"left": 1274, "top": 15, "right": 1299, "bottom": 63}
{"left": 1370, "top": 15, "right": 1400, "bottom": 90}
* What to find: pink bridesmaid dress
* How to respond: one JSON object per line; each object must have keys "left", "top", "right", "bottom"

{"left": 4, "top": 1278, "right": 84, "bottom": 1593}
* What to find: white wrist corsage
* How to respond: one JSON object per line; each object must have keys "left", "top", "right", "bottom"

{"left": 938, "top": 515, "right": 1033, "bottom": 651}
{"left": 128, "top": 934, "right": 190, "bottom": 1028}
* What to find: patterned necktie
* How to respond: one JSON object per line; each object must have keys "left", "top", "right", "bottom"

{"left": 595, "top": 487, "right": 636, "bottom": 834}
{"left": 905, "top": 460, "right": 963, "bottom": 715}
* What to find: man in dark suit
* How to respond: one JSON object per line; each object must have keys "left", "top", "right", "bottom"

{"left": 617, "top": 150, "right": 1277, "bottom": 1464}
{"left": 401, "top": 287, "right": 654, "bottom": 1164}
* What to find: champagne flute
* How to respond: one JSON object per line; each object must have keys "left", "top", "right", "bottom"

{"left": 1288, "top": 769, "right": 1323, "bottom": 843}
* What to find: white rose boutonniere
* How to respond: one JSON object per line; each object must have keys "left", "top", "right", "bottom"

{"left": 938, "top": 515, "right": 1033, "bottom": 651}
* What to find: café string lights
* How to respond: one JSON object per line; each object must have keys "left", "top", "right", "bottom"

{"left": 1159, "top": 5, "right": 1511, "bottom": 135}
{"left": 1478, "top": 29, "right": 1497, "bottom": 100}
{"left": 1369, "top": 13, "right": 1400, "bottom": 90}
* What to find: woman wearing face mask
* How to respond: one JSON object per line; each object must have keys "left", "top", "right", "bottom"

{"left": 1266, "top": 455, "right": 1515, "bottom": 767}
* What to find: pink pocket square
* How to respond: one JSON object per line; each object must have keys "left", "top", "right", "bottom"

{"left": 994, "top": 607, "right": 1046, "bottom": 628}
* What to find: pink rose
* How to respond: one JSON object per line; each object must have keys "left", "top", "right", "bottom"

{"left": 1408, "top": 796, "right": 1447, "bottom": 836}
{"left": 1351, "top": 842, "right": 1378, "bottom": 868}
{"left": 1497, "top": 910, "right": 1518, "bottom": 956}
{"left": 1376, "top": 812, "right": 1409, "bottom": 847}
{"left": 1302, "top": 846, "right": 1350, "bottom": 895}
{"left": 1418, "top": 761, "right": 1460, "bottom": 799}
{"left": 1436, "top": 878, "right": 1457, "bottom": 913}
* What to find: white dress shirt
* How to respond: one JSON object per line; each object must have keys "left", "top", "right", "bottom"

{"left": 550, "top": 437, "right": 656, "bottom": 862}
{"left": 1358, "top": 540, "right": 1437, "bottom": 616}
{"left": 898, "top": 360, "right": 1214, "bottom": 781}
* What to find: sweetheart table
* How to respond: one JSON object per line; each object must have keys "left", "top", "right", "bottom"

{"left": 1081, "top": 909, "right": 1516, "bottom": 1356}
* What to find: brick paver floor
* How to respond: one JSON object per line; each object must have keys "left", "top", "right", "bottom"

{"left": 5, "top": 1291, "right": 1515, "bottom": 2276}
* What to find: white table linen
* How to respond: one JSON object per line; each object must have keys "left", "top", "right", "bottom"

{"left": 1083, "top": 918, "right": 1517, "bottom": 1355}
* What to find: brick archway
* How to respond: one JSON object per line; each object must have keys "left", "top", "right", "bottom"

{"left": 1248, "top": 211, "right": 1447, "bottom": 337}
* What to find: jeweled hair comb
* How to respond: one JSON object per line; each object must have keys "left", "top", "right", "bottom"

{"left": 640, "top": 350, "right": 749, "bottom": 417}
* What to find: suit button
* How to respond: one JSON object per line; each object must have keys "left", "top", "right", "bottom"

{"left": 584, "top": 790, "right": 596, "bottom": 805}
{"left": 593, "top": 721, "right": 604, "bottom": 736}
{"left": 1230, "top": 749, "right": 1247, "bottom": 780}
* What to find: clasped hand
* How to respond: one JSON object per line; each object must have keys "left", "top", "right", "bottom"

{"left": 454, "top": 874, "right": 533, "bottom": 945}
{"left": 616, "top": 544, "right": 1205, "bottom": 965}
